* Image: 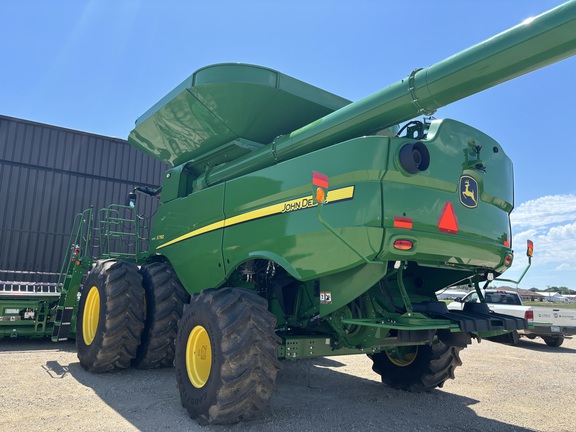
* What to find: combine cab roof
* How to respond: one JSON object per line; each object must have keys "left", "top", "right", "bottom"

{"left": 128, "top": 63, "right": 350, "bottom": 171}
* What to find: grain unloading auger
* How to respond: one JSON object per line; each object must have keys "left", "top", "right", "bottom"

{"left": 52, "top": 1, "right": 576, "bottom": 425}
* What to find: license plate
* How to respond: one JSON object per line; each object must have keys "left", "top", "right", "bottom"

{"left": 551, "top": 326, "right": 561, "bottom": 333}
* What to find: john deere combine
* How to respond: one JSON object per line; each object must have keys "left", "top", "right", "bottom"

{"left": 51, "top": 1, "right": 576, "bottom": 425}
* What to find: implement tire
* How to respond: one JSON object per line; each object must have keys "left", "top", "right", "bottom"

{"left": 174, "top": 287, "right": 282, "bottom": 425}
{"left": 76, "top": 260, "right": 145, "bottom": 372}
{"left": 134, "top": 262, "right": 190, "bottom": 369}
{"left": 369, "top": 341, "right": 463, "bottom": 392}
{"left": 543, "top": 336, "right": 564, "bottom": 347}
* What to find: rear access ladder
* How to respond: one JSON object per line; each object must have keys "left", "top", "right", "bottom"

{"left": 52, "top": 204, "right": 147, "bottom": 341}
{"left": 51, "top": 209, "right": 94, "bottom": 341}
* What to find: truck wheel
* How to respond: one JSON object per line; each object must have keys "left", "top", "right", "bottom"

{"left": 133, "top": 262, "right": 190, "bottom": 369}
{"left": 369, "top": 341, "right": 463, "bottom": 391}
{"left": 174, "top": 287, "right": 282, "bottom": 425}
{"left": 543, "top": 336, "right": 564, "bottom": 347}
{"left": 76, "top": 260, "right": 145, "bottom": 372}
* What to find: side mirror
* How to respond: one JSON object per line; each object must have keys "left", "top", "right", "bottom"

{"left": 526, "top": 239, "right": 534, "bottom": 257}
{"left": 454, "top": 297, "right": 463, "bottom": 302}
{"left": 126, "top": 192, "right": 137, "bottom": 208}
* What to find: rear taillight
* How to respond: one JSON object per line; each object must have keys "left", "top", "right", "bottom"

{"left": 393, "top": 240, "right": 414, "bottom": 251}
{"left": 525, "top": 310, "right": 534, "bottom": 322}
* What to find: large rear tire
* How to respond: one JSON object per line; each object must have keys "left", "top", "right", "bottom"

{"left": 174, "top": 287, "right": 282, "bottom": 425}
{"left": 133, "top": 262, "right": 190, "bottom": 369}
{"left": 369, "top": 341, "right": 463, "bottom": 391}
{"left": 76, "top": 260, "right": 145, "bottom": 372}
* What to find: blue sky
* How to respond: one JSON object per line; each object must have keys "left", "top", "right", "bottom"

{"left": 1, "top": 1, "right": 575, "bottom": 290}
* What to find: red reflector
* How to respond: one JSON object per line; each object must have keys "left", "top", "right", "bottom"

{"left": 312, "top": 171, "right": 329, "bottom": 188}
{"left": 438, "top": 202, "right": 458, "bottom": 233}
{"left": 394, "top": 217, "right": 413, "bottom": 229}
{"left": 525, "top": 310, "right": 534, "bottom": 321}
{"left": 504, "top": 254, "right": 513, "bottom": 266}
{"left": 393, "top": 240, "right": 413, "bottom": 250}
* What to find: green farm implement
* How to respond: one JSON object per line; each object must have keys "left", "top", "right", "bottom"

{"left": 46, "top": 1, "right": 576, "bottom": 425}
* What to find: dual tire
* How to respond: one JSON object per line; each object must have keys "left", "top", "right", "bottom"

{"left": 76, "top": 262, "right": 281, "bottom": 425}
{"left": 76, "top": 260, "right": 188, "bottom": 371}
{"left": 134, "top": 262, "right": 190, "bottom": 369}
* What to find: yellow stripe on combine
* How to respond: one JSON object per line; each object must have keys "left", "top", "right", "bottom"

{"left": 157, "top": 186, "right": 354, "bottom": 250}
{"left": 157, "top": 220, "right": 226, "bottom": 249}
{"left": 327, "top": 186, "right": 354, "bottom": 202}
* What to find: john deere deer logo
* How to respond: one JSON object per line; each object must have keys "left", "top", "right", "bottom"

{"left": 459, "top": 176, "right": 478, "bottom": 208}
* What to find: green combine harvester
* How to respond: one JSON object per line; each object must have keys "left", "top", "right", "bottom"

{"left": 12, "top": 0, "right": 576, "bottom": 425}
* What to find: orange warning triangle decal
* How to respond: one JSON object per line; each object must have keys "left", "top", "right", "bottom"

{"left": 438, "top": 202, "right": 459, "bottom": 233}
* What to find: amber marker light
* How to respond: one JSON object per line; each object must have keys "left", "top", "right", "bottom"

{"left": 527, "top": 240, "right": 534, "bottom": 257}
{"left": 393, "top": 240, "right": 414, "bottom": 251}
{"left": 394, "top": 216, "right": 413, "bottom": 229}
{"left": 312, "top": 171, "right": 328, "bottom": 204}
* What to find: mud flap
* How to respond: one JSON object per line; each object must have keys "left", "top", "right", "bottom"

{"left": 437, "top": 329, "right": 471, "bottom": 347}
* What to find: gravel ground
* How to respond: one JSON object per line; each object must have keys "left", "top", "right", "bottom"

{"left": 1, "top": 336, "right": 574, "bottom": 432}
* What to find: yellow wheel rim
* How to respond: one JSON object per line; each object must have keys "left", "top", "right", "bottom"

{"left": 186, "top": 325, "right": 212, "bottom": 388}
{"left": 82, "top": 286, "right": 100, "bottom": 345}
{"left": 386, "top": 346, "right": 418, "bottom": 367}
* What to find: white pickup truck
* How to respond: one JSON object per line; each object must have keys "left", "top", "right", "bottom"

{"left": 447, "top": 289, "right": 576, "bottom": 347}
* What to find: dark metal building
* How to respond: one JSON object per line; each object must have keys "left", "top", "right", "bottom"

{"left": 0, "top": 115, "right": 167, "bottom": 283}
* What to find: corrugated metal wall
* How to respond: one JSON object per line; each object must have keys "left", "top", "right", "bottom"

{"left": 0, "top": 115, "right": 167, "bottom": 282}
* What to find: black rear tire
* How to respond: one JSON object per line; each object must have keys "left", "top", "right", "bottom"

{"left": 76, "top": 260, "right": 145, "bottom": 372}
{"left": 174, "top": 287, "right": 282, "bottom": 425}
{"left": 133, "top": 262, "right": 190, "bottom": 369}
{"left": 369, "top": 341, "right": 463, "bottom": 391}
{"left": 543, "top": 336, "right": 564, "bottom": 347}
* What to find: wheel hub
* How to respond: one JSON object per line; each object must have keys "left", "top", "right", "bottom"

{"left": 385, "top": 346, "right": 418, "bottom": 367}
{"left": 186, "top": 325, "right": 212, "bottom": 388}
{"left": 82, "top": 286, "right": 100, "bottom": 345}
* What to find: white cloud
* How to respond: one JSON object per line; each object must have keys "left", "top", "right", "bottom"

{"left": 505, "top": 195, "right": 576, "bottom": 289}
{"left": 511, "top": 194, "right": 576, "bottom": 228}
{"left": 512, "top": 221, "right": 576, "bottom": 264}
